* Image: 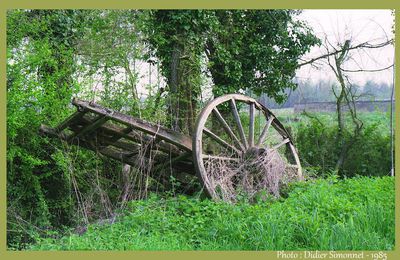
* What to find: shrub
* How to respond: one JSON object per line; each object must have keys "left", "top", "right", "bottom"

{"left": 295, "top": 116, "right": 391, "bottom": 177}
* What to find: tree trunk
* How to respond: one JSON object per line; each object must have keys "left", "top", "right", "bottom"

{"left": 167, "top": 44, "right": 200, "bottom": 135}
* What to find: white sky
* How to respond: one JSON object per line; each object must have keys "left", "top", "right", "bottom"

{"left": 296, "top": 9, "right": 394, "bottom": 86}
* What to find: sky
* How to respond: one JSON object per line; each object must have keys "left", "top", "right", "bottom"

{"left": 296, "top": 9, "right": 394, "bottom": 86}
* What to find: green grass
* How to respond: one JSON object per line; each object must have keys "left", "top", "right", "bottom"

{"left": 28, "top": 176, "right": 394, "bottom": 251}
{"left": 272, "top": 109, "right": 391, "bottom": 136}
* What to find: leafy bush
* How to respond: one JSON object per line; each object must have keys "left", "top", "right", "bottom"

{"left": 295, "top": 115, "right": 391, "bottom": 177}
{"left": 7, "top": 10, "right": 82, "bottom": 248}
{"left": 344, "top": 123, "right": 391, "bottom": 176}
{"left": 28, "top": 176, "right": 394, "bottom": 251}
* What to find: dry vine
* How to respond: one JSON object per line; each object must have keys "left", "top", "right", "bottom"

{"left": 203, "top": 148, "right": 297, "bottom": 202}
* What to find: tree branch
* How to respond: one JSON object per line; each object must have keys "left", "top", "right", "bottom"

{"left": 297, "top": 39, "right": 393, "bottom": 69}
{"left": 340, "top": 63, "right": 394, "bottom": 73}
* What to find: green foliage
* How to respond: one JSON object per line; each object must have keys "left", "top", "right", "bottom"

{"left": 28, "top": 177, "right": 394, "bottom": 251}
{"left": 142, "top": 10, "right": 319, "bottom": 132}
{"left": 7, "top": 10, "right": 86, "bottom": 248}
{"left": 143, "top": 10, "right": 214, "bottom": 79}
{"left": 295, "top": 113, "right": 391, "bottom": 177}
{"left": 141, "top": 10, "right": 214, "bottom": 132}
{"left": 7, "top": 9, "right": 391, "bottom": 251}
{"left": 76, "top": 10, "right": 144, "bottom": 115}
{"left": 207, "top": 10, "right": 320, "bottom": 101}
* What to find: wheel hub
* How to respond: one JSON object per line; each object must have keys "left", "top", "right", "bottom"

{"left": 243, "top": 147, "right": 266, "bottom": 161}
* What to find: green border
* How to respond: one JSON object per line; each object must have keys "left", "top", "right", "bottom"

{"left": 0, "top": 1, "right": 398, "bottom": 260}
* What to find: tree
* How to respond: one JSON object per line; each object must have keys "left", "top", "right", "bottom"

{"left": 143, "top": 10, "right": 214, "bottom": 134}
{"left": 75, "top": 10, "right": 144, "bottom": 113}
{"left": 7, "top": 9, "right": 88, "bottom": 247}
{"left": 207, "top": 10, "right": 319, "bottom": 102}
{"left": 298, "top": 20, "right": 393, "bottom": 173}
{"left": 143, "top": 10, "right": 319, "bottom": 133}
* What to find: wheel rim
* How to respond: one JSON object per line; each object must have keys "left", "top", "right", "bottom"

{"left": 193, "top": 94, "right": 302, "bottom": 202}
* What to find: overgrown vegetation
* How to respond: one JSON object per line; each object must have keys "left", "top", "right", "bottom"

{"left": 27, "top": 176, "right": 394, "bottom": 251}
{"left": 6, "top": 9, "right": 394, "bottom": 250}
{"left": 294, "top": 112, "right": 391, "bottom": 177}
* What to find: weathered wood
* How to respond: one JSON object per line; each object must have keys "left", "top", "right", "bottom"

{"left": 67, "top": 115, "right": 108, "bottom": 141}
{"left": 203, "top": 128, "right": 241, "bottom": 155}
{"left": 202, "top": 154, "right": 240, "bottom": 162}
{"left": 212, "top": 107, "right": 245, "bottom": 151}
{"left": 40, "top": 124, "right": 68, "bottom": 139}
{"left": 55, "top": 111, "right": 87, "bottom": 132}
{"left": 192, "top": 94, "right": 303, "bottom": 200}
{"left": 40, "top": 124, "right": 138, "bottom": 165}
{"left": 289, "top": 143, "right": 303, "bottom": 180}
{"left": 272, "top": 138, "right": 290, "bottom": 150}
{"left": 97, "top": 123, "right": 182, "bottom": 156}
{"left": 72, "top": 99, "right": 192, "bottom": 152}
{"left": 100, "top": 138, "right": 141, "bottom": 153}
{"left": 65, "top": 114, "right": 184, "bottom": 156}
{"left": 230, "top": 99, "right": 248, "bottom": 149}
{"left": 41, "top": 123, "right": 194, "bottom": 173}
{"left": 108, "top": 126, "right": 133, "bottom": 143}
{"left": 249, "top": 102, "right": 255, "bottom": 147}
{"left": 152, "top": 152, "right": 192, "bottom": 173}
{"left": 256, "top": 116, "right": 274, "bottom": 147}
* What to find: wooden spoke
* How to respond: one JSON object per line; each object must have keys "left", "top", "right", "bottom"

{"left": 256, "top": 116, "right": 274, "bottom": 147}
{"left": 202, "top": 154, "right": 241, "bottom": 162}
{"left": 212, "top": 108, "right": 245, "bottom": 151}
{"left": 229, "top": 99, "right": 248, "bottom": 149}
{"left": 289, "top": 143, "right": 303, "bottom": 180}
{"left": 249, "top": 102, "right": 255, "bottom": 147}
{"left": 203, "top": 128, "right": 241, "bottom": 155}
{"left": 272, "top": 138, "right": 290, "bottom": 150}
{"left": 196, "top": 94, "right": 302, "bottom": 201}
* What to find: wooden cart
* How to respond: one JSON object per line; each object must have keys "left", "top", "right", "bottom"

{"left": 40, "top": 94, "right": 302, "bottom": 202}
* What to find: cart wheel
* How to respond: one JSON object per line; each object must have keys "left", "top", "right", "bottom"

{"left": 193, "top": 94, "right": 302, "bottom": 202}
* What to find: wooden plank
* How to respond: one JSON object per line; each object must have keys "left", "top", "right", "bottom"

{"left": 40, "top": 124, "right": 68, "bottom": 139}
{"left": 152, "top": 152, "right": 192, "bottom": 173}
{"left": 72, "top": 99, "right": 192, "bottom": 152}
{"left": 97, "top": 123, "right": 182, "bottom": 156}
{"left": 69, "top": 115, "right": 183, "bottom": 156}
{"left": 108, "top": 126, "right": 133, "bottom": 143}
{"left": 77, "top": 139, "right": 138, "bottom": 165}
{"left": 101, "top": 138, "right": 140, "bottom": 152}
{"left": 289, "top": 143, "right": 303, "bottom": 180}
{"left": 40, "top": 124, "right": 137, "bottom": 165}
{"left": 40, "top": 124, "right": 195, "bottom": 173}
{"left": 55, "top": 111, "right": 87, "bottom": 132}
{"left": 67, "top": 115, "right": 108, "bottom": 141}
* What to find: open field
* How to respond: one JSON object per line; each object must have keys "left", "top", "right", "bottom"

{"left": 270, "top": 108, "right": 392, "bottom": 135}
